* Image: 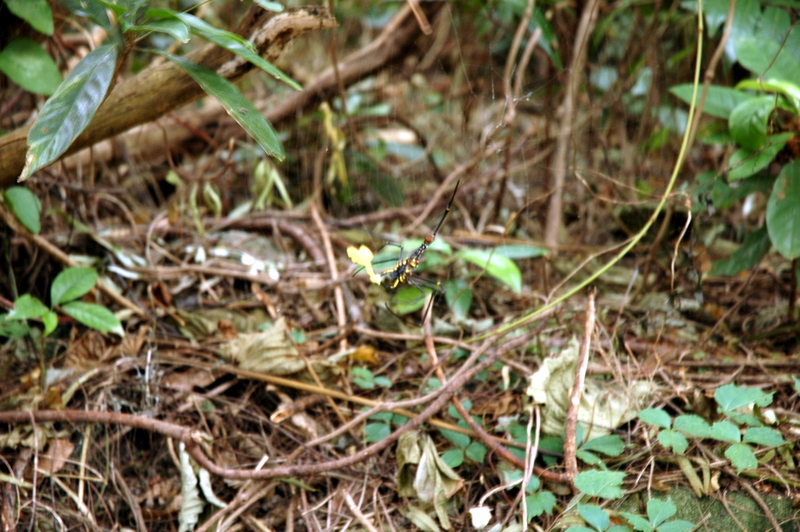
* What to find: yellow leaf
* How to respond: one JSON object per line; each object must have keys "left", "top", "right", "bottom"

{"left": 347, "top": 245, "right": 381, "bottom": 284}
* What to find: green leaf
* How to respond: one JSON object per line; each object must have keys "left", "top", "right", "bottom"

{"left": 4, "top": 186, "right": 42, "bottom": 234}
{"left": 439, "top": 428, "right": 471, "bottom": 450}
{"left": 149, "top": 9, "right": 300, "bottom": 91}
{"left": 8, "top": 294, "right": 48, "bottom": 320}
{"left": 51, "top": 267, "right": 98, "bottom": 305}
{"left": 657, "top": 521, "right": 695, "bottom": 532}
{"left": 135, "top": 19, "right": 190, "bottom": 42}
{"left": 670, "top": 84, "right": 751, "bottom": 119}
{"left": 710, "top": 226, "right": 770, "bottom": 276}
{"left": 574, "top": 470, "right": 625, "bottom": 500}
{"left": 702, "top": 0, "right": 729, "bottom": 37}
{"left": 729, "top": 96, "right": 775, "bottom": 151}
{"left": 363, "top": 421, "right": 390, "bottom": 443}
{"left": 0, "top": 314, "right": 30, "bottom": 337}
{"left": 22, "top": 44, "right": 118, "bottom": 179}
{"left": 254, "top": 0, "right": 285, "bottom": 12}
{"left": 728, "top": 133, "right": 794, "bottom": 181}
{"left": 715, "top": 383, "right": 774, "bottom": 410}
{"left": 351, "top": 366, "right": 376, "bottom": 390}
{"left": 657, "top": 429, "right": 688, "bottom": 455}
{"left": 456, "top": 249, "right": 522, "bottom": 294}
{"left": 61, "top": 301, "right": 124, "bottom": 336}
{"left": 619, "top": 511, "right": 654, "bottom": 532}
{"left": 743, "top": 427, "right": 786, "bottom": 447}
{"left": 524, "top": 490, "right": 556, "bottom": 520}
{"left": 56, "top": 0, "right": 114, "bottom": 36}
{"left": 580, "top": 435, "right": 625, "bottom": 457}
{"left": 646, "top": 498, "right": 676, "bottom": 527}
{"left": 441, "top": 448, "right": 464, "bottom": 468}
{"left": 638, "top": 408, "right": 671, "bottom": 429}
{"left": 767, "top": 161, "right": 800, "bottom": 259}
{"left": 444, "top": 279, "right": 472, "bottom": 321}
{"left": 755, "top": 6, "right": 790, "bottom": 45}
{"left": 578, "top": 503, "right": 610, "bottom": 532}
{"left": 736, "top": 79, "right": 800, "bottom": 112}
{"left": 160, "top": 52, "right": 285, "bottom": 161}
{"left": 465, "top": 441, "right": 488, "bottom": 463}
{"left": 6, "top": 0, "right": 54, "bottom": 35}
{"left": 725, "top": 442, "right": 758, "bottom": 472}
{"left": 493, "top": 244, "right": 548, "bottom": 259}
{"left": 735, "top": 36, "right": 800, "bottom": 86}
{"left": 673, "top": 415, "right": 713, "bottom": 438}
{"left": 725, "top": 0, "right": 760, "bottom": 61}
{"left": 709, "top": 420, "right": 741, "bottom": 443}
{"left": 0, "top": 38, "right": 62, "bottom": 95}
{"left": 42, "top": 310, "right": 58, "bottom": 336}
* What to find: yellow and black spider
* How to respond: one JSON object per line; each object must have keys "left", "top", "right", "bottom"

{"left": 377, "top": 180, "right": 459, "bottom": 322}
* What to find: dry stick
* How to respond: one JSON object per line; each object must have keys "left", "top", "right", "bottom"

{"left": 343, "top": 492, "right": 380, "bottom": 532}
{"left": 543, "top": 0, "right": 601, "bottom": 246}
{"left": 0, "top": 202, "right": 145, "bottom": 317}
{"left": 310, "top": 204, "right": 347, "bottom": 350}
{"left": 563, "top": 289, "right": 595, "bottom": 479}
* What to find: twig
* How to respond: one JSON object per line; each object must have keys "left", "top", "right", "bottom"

{"left": 564, "top": 289, "right": 595, "bottom": 479}
{"left": 344, "top": 492, "right": 379, "bottom": 532}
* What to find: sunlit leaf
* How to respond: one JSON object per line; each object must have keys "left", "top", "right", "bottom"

{"left": 3, "top": 186, "right": 42, "bottom": 234}
{"left": 456, "top": 249, "right": 522, "bottom": 294}
{"left": 6, "top": 0, "right": 54, "bottom": 35}
{"left": 160, "top": 52, "right": 284, "bottom": 160}
{"left": 22, "top": 45, "right": 118, "bottom": 180}
{"left": 0, "top": 38, "right": 62, "bottom": 95}
{"left": 51, "top": 267, "right": 98, "bottom": 306}
{"left": 61, "top": 301, "right": 124, "bottom": 336}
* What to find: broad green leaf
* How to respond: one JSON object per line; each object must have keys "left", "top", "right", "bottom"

{"left": 578, "top": 503, "right": 609, "bottom": 532}
{"left": 57, "top": 0, "right": 113, "bottom": 34}
{"left": 736, "top": 79, "right": 800, "bottom": 112}
{"left": 670, "top": 84, "right": 751, "bottom": 120}
{"left": 564, "top": 527, "right": 595, "bottom": 532}
{"left": 768, "top": 160, "right": 800, "bottom": 259}
{"left": 702, "top": 0, "right": 729, "bottom": 37}
{"left": 709, "top": 420, "right": 741, "bottom": 443}
{"left": 465, "top": 441, "right": 487, "bottom": 462}
{"left": 646, "top": 498, "right": 676, "bottom": 527}
{"left": 8, "top": 294, "right": 48, "bottom": 320}
{"left": 4, "top": 186, "right": 42, "bottom": 234}
{"left": 444, "top": 279, "right": 472, "bottom": 321}
{"left": 657, "top": 521, "right": 695, "bottom": 532}
{"left": 456, "top": 249, "right": 522, "bottom": 294}
{"left": 576, "top": 450, "right": 601, "bottom": 465}
{"left": 743, "top": 427, "right": 786, "bottom": 447}
{"left": 493, "top": 244, "right": 548, "bottom": 259}
{"left": 735, "top": 36, "right": 800, "bottom": 86}
{"left": 574, "top": 470, "right": 625, "bottom": 500}
{"left": 439, "top": 428, "right": 471, "bottom": 450}
{"left": 61, "top": 301, "right": 124, "bottom": 336}
{"left": 673, "top": 414, "right": 712, "bottom": 438}
{"left": 523, "top": 491, "right": 556, "bottom": 520}
{"left": 363, "top": 422, "right": 390, "bottom": 443}
{"left": 619, "top": 511, "right": 653, "bottom": 532}
{"left": 729, "top": 96, "right": 775, "bottom": 151}
{"left": 638, "top": 408, "right": 671, "bottom": 429}
{"left": 6, "top": 0, "right": 54, "bottom": 35}
{"left": 254, "top": 1, "right": 285, "bottom": 11}
{"left": 51, "top": 267, "right": 98, "bottom": 305}
{"left": 351, "top": 366, "right": 376, "bottom": 390}
{"left": 715, "top": 383, "right": 774, "bottom": 410}
{"left": 755, "top": 6, "right": 790, "bottom": 45}
{"left": 0, "top": 315, "right": 30, "bottom": 337}
{"left": 42, "top": 310, "right": 58, "bottom": 336}
{"left": 657, "top": 429, "right": 688, "bottom": 455}
{"left": 149, "top": 9, "right": 301, "bottom": 91}
{"left": 441, "top": 449, "right": 464, "bottom": 468}
{"left": 710, "top": 225, "right": 770, "bottom": 276}
{"left": 728, "top": 133, "right": 794, "bottom": 181}
{"left": 389, "top": 284, "right": 428, "bottom": 316}
{"left": 161, "top": 52, "right": 285, "bottom": 160}
{"left": 725, "top": 443, "right": 758, "bottom": 472}
{"left": 0, "top": 39, "right": 62, "bottom": 95}
{"left": 367, "top": 411, "right": 393, "bottom": 423}
{"left": 580, "top": 435, "right": 625, "bottom": 457}
{"left": 710, "top": 174, "right": 774, "bottom": 210}
{"left": 135, "top": 19, "right": 190, "bottom": 42}
{"left": 725, "top": 0, "right": 760, "bottom": 62}
{"left": 22, "top": 44, "right": 118, "bottom": 180}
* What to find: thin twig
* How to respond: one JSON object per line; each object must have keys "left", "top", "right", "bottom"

{"left": 564, "top": 289, "right": 595, "bottom": 478}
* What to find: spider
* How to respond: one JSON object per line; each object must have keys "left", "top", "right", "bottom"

{"left": 377, "top": 180, "right": 460, "bottom": 322}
